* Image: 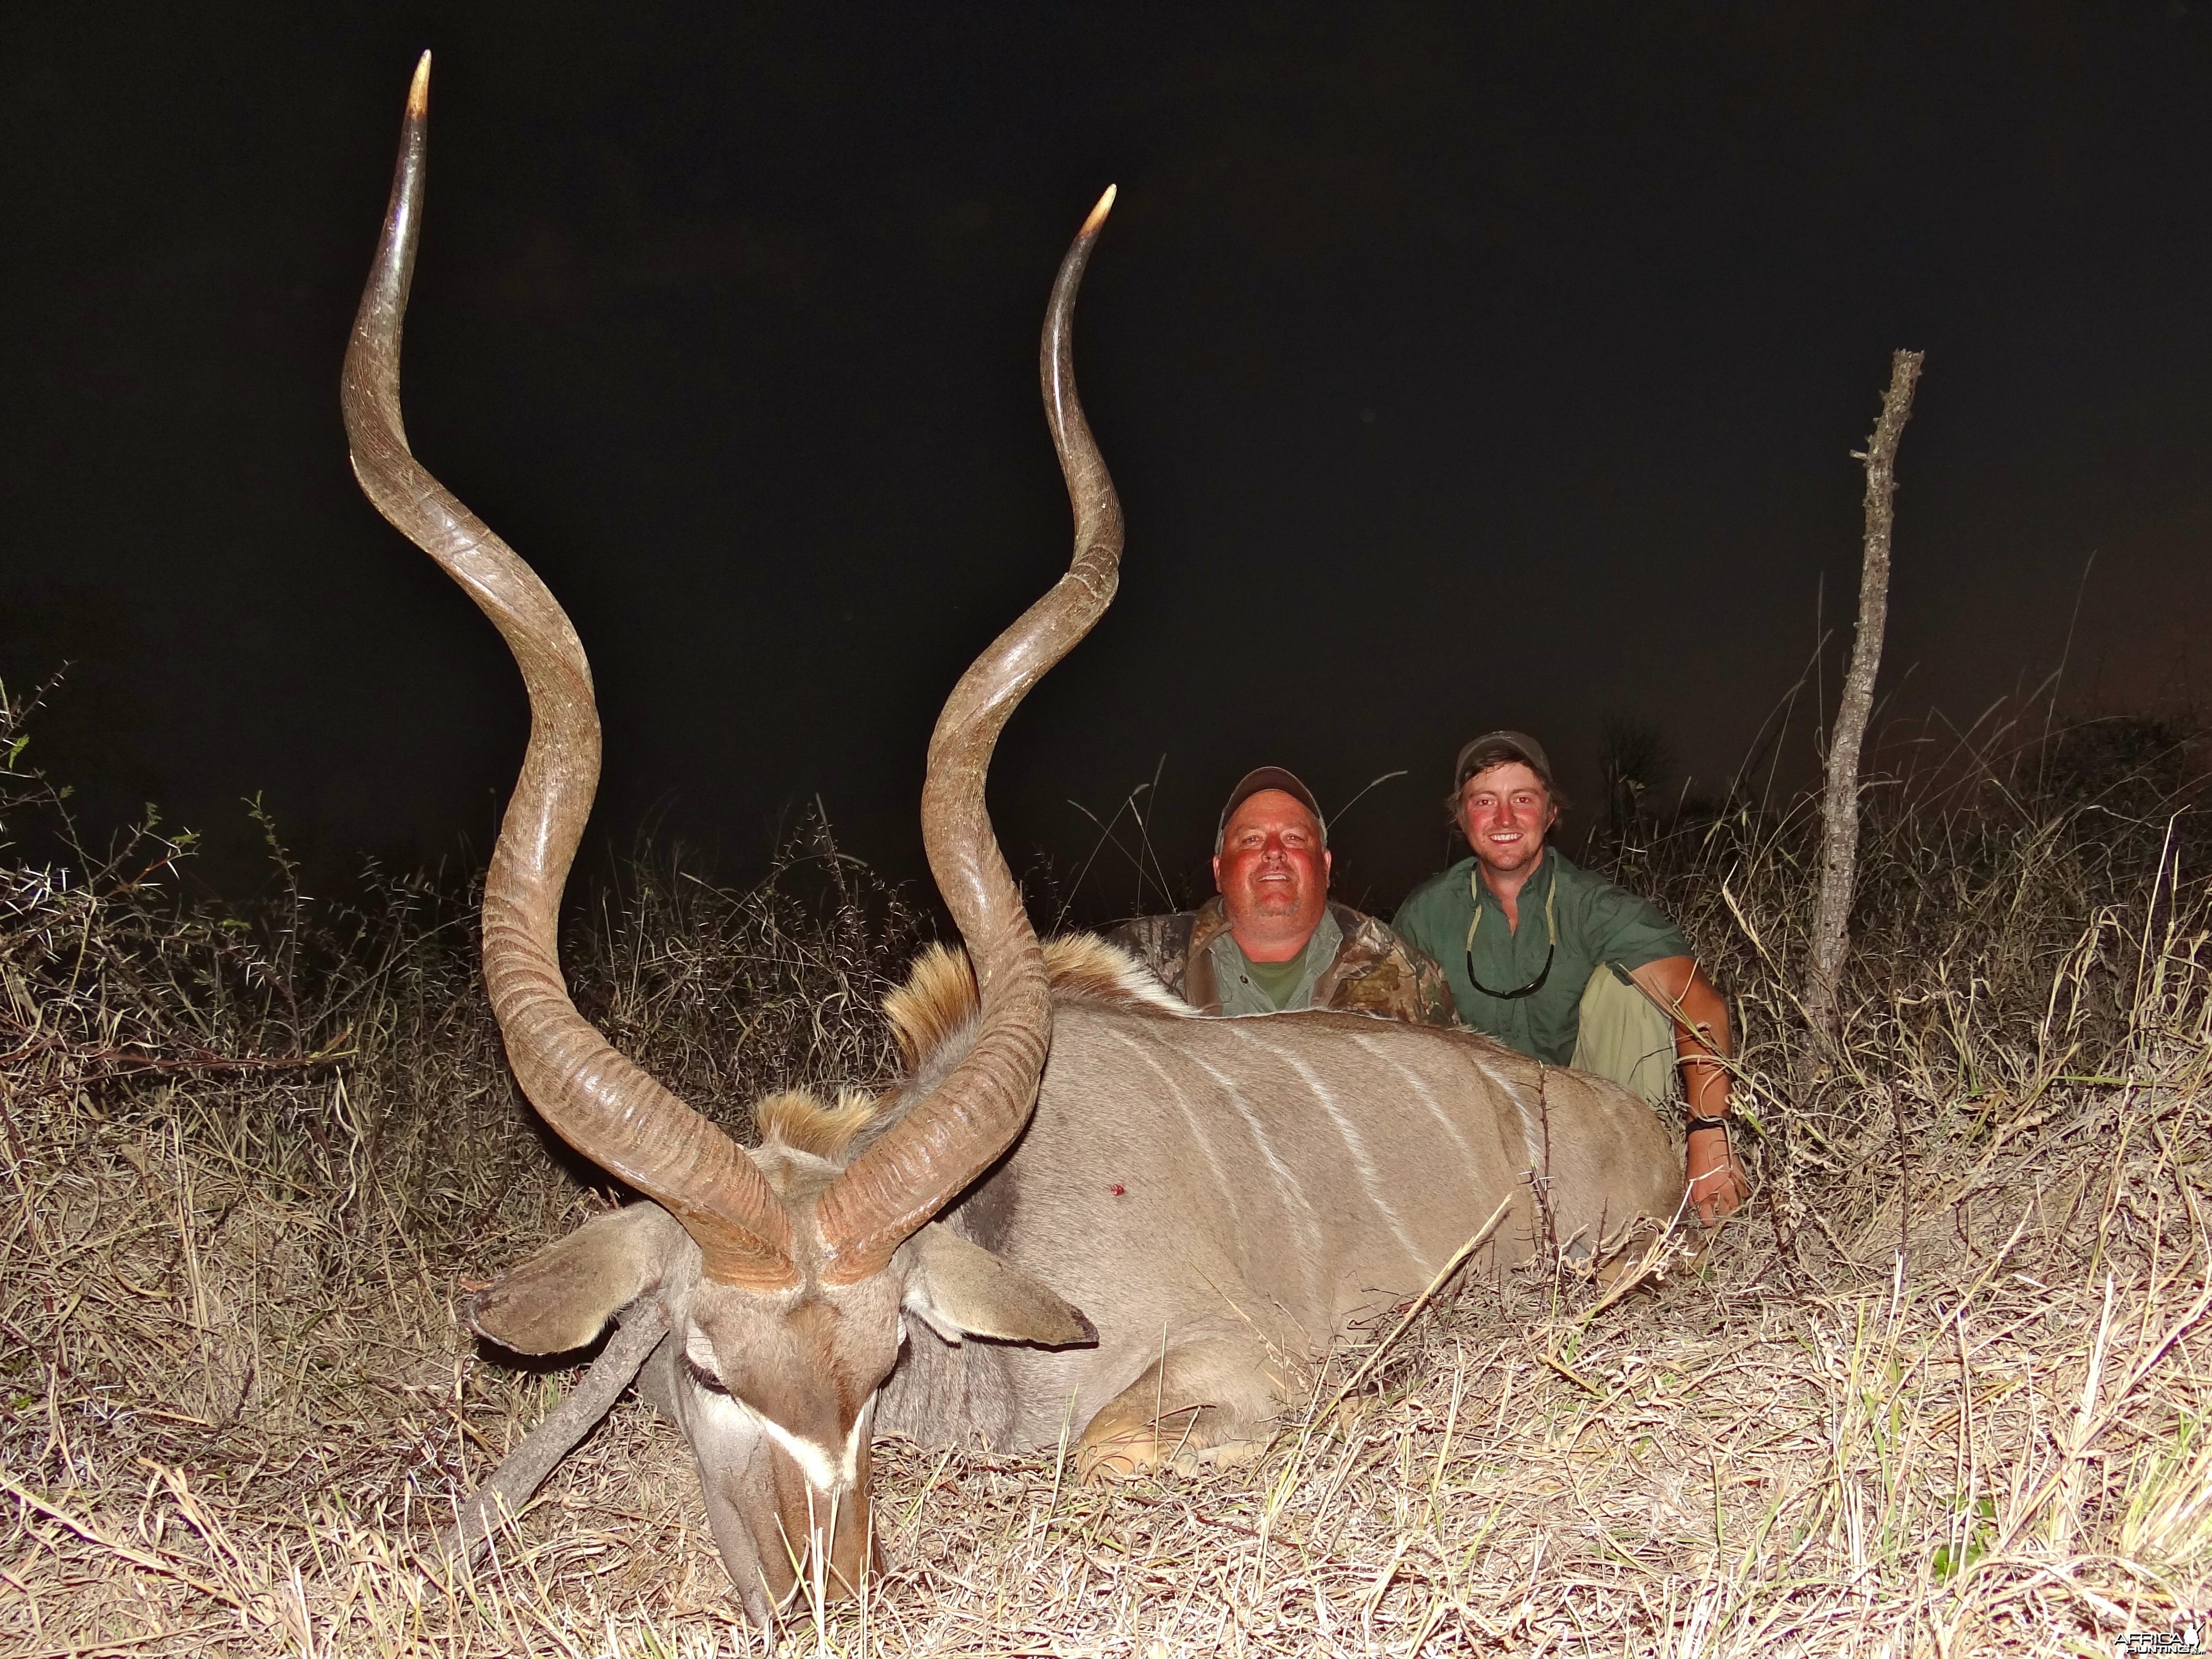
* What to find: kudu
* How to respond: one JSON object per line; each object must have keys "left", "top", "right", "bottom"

{"left": 344, "top": 57, "right": 1683, "bottom": 1626}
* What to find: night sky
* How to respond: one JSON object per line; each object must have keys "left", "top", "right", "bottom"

{"left": 6, "top": 5, "right": 2211, "bottom": 916}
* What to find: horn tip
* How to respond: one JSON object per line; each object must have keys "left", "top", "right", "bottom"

{"left": 408, "top": 51, "right": 432, "bottom": 118}
{"left": 1081, "top": 184, "right": 1116, "bottom": 237}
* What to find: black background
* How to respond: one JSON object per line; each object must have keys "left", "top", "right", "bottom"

{"left": 6, "top": 4, "right": 2209, "bottom": 915}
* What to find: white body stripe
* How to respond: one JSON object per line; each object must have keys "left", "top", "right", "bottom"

{"left": 1223, "top": 1022, "right": 1431, "bottom": 1272}
{"left": 1180, "top": 1044, "right": 1328, "bottom": 1304}
{"left": 1103, "top": 1025, "right": 1237, "bottom": 1231}
{"left": 1348, "top": 1030, "right": 1479, "bottom": 1170}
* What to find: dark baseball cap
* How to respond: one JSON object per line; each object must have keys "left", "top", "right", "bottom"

{"left": 1215, "top": 765, "right": 1326, "bottom": 854}
{"left": 1452, "top": 731, "right": 1558, "bottom": 794}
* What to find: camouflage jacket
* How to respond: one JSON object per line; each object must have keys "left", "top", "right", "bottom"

{"left": 1105, "top": 897, "right": 1458, "bottom": 1026}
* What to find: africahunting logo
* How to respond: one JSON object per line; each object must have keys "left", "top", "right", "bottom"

{"left": 2120, "top": 1622, "right": 2203, "bottom": 1656}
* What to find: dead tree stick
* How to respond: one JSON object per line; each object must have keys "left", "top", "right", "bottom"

{"left": 434, "top": 1299, "right": 668, "bottom": 1569}
{"left": 1806, "top": 348, "right": 1924, "bottom": 1047}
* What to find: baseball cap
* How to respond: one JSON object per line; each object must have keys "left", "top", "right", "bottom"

{"left": 1215, "top": 766, "right": 1326, "bottom": 855}
{"left": 1452, "top": 731, "right": 1558, "bottom": 794}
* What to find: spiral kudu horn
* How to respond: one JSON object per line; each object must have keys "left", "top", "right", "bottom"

{"left": 340, "top": 55, "right": 797, "bottom": 1289}
{"left": 813, "top": 186, "right": 1123, "bottom": 1283}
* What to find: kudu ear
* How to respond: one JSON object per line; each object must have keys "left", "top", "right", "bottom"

{"left": 898, "top": 1224, "right": 1098, "bottom": 1348}
{"left": 468, "top": 1203, "right": 690, "bottom": 1356}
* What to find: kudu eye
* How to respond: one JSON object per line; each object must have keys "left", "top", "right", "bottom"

{"left": 683, "top": 1353, "right": 731, "bottom": 1397}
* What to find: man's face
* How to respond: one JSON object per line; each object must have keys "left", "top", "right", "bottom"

{"left": 1458, "top": 762, "right": 1557, "bottom": 878}
{"left": 1212, "top": 789, "right": 1331, "bottom": 945}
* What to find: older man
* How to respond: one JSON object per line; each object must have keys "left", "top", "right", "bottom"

{"left": 1392, "top": 732, "right": 1748, "bottom": 1221}
{"left": 1109, "top": 767, "right": 1455, "bottom": 1024}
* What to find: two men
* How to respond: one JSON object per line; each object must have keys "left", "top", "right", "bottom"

{"left": 1113, "top": 740, "right": 1746, "bottom": 1222}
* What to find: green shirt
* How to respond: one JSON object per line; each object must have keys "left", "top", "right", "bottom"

{"left": 1208, "top": 910, "right": 1341, "bottom": 1016}
{"left": 1243, "top": 951, "right": 1308, "bottom": 1008}
{"left": 1392, "top": 848, "right": 1690, "bottom": 1064}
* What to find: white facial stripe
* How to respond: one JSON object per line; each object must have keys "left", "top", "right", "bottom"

{"left": 752, "top": 1396, "right": 872, "bottom": 1494}
{"left": 691, "top": 1373, "right": 874, "bottom": 1495}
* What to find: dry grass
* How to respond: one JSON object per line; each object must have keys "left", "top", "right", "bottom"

{"left": 3, "top": 690, "right": 2209, "bottom": 1656}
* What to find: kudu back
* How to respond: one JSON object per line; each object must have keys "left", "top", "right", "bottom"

{"left": 342, "top": 58, "right": 1679, "bottom": 1627}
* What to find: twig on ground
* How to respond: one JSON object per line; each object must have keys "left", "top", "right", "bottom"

{"left": 434, "top": 1301, "right": 670, "bottom": 1570}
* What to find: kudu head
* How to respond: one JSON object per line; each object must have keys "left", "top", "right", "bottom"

{"left": 341, "top": 55, "right": 1119, "bottom": 1624}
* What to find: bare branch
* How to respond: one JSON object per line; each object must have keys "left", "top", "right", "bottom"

{"left": 1805, "top": 348, "right": 1925, "bottom": 1046}
{"left": 434, "top": 1301, "right": 669, "bottom": 1570}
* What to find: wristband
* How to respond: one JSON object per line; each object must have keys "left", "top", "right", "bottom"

{"left": 1684, "top": 1115, "right": 1731, "bottom": 1135}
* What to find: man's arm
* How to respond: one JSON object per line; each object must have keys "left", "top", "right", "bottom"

{"left": 1409, "top": 949, "right": 1460, "bottom": 1027}
{"left": 1101, "top": 914, "right": 1190, "bottom": 1001}
{"left": 1387, "top": 879, "right": 1475, "bottom": 1027}
{"left": 1626, "top": 955, "right": 1747, "bottom": 1223}
{"left": 1380, "top": 925, "right": 1462, "bottom": 1028}
{"left": 1320, "top": 912, "right": 1461, "bottom": 1027}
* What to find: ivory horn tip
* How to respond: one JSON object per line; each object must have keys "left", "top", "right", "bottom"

{"left": 408, "top": 51, "right": 432, "bottom": 118}
{"left": 1081, "top": 184, "right": 1117, "bottom": 237}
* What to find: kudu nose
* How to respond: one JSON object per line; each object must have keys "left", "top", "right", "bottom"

{"left": 773, "top": 1508, "right": 873, "bottom": 1609}
{"left": 762, "top": 1466, "right": 875, "bottom": 1611}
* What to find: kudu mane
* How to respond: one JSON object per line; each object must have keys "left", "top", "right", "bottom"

{"left": 749, "top": 1089, "right": 882, "bottom": 1161}
{"left": 757, "top": 937, "right": 1188, "bottom": 1165}
{"left": 886, "top": 935, "right": 1188, "bottom": 1070}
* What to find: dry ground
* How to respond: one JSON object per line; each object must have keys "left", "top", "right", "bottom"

{"left": 4, "top": 712, "right": 2209, "bottom": 1655}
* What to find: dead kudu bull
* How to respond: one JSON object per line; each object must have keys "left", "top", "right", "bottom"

{"left": 342, "top": 57, "right": 1682, "bottom": 1624}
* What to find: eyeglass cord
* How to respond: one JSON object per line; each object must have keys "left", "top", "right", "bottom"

{"left": 1464, "top": 860, "right": 1558, "bottom": 1001}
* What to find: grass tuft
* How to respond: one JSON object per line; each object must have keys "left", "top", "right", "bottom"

{"left": 3, "top": 689, "right": 2209, "bottom": 1655}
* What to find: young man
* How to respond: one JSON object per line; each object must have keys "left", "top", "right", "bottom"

{"left": 1109, "top": 767, "right": 1456, "bottom": 1025}
{"left": 1392, "top": 732, "right": 1748, "bottom": 1221}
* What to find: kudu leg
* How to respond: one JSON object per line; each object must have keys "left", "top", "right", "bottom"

{"left": 1074, "top": 1336, "right": 1287, "bottom": 1482}
{"left": 435, "top": 1300, "right": 669, "bottom": 1569}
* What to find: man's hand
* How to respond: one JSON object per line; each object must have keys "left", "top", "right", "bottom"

{"left": 1685, "top": 1124, "right": 1748, "bottom": 1224}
